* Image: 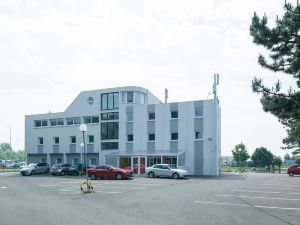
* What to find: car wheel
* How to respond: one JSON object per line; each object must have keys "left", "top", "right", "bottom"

{"left": 91, "top": 173, "right": 97, "bottom": 180}
{"left": 289, "top": 172, "right": 294, "bottom": 176}
{"left": 46, "top": 169, "right": 50, "bottom": 174}
{"left": 31, "top": 170, "right": 35, "bottom": 175}
{"left": 172, "top": 173, "right": 179, "bottom": 179}
{"left": 61, "top": 171, "right": 65, "bottom": 176}
{"left": 116, "top": 173, "right": 123, "bottom": 180}
{"left": 148, "top": 172, "right": 155, "bottom": 178}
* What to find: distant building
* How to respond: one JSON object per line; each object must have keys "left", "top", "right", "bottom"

{"left": 25, "top": 86, "right": 221, "bottom": 176}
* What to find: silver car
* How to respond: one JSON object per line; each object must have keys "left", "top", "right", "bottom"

{"left": 145, "top": 164, "right": 188, "bottom": 179}
{"left": 20, "top": 162, "right": 50, "bottom": 176}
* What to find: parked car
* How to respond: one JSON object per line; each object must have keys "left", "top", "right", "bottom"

{"left": 145, "top": 164, "right": 188, "bottom": 179}
{"left": 20, "top": 162, "right": 50, "bottom": 176}
{"left": 50, "top": 164, "right": 71, "bottom": 176}
{"left": 68, "top": 164, "right": 88, "bottom": 176}
{"left": 0, "top": 163, "right": 6, "bottom": 169}
{"left": 287, "top": 164, "right": 300, "bottom": 176}
{"left": 10, "top": 163, "right": 21, "bottom": 169}
{"left": 88, "top": 165, "right": 133, "bottom": 180}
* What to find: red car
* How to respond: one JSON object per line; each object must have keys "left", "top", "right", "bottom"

{"left": 88, "top": 165, "right": 133, "bottom": 180}
{"left": 287, "top": 164, "right": 300, "bottom": 176}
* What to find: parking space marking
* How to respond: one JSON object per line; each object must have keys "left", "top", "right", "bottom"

{"left": 240, "top": 186, "right": 300, "bottom": 191}
{"left": 194, "top": 201, "right": 300, "bottom": 211}
{"left": 92, "top": 185, "right": 145, "bottom": 190}
{"left": 232, "top": 190, "right": 281, "bottom": 194}
{"left": 216, "top": 195, "right": 300, "bottom": 201}
{"left": 246, "top": 184, "right": 300, "bottom": 187}
{"left": 1, "top": 186, "right": 7, "bottom": 189}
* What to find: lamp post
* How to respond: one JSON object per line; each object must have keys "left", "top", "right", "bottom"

{"left": 79, "top": 124, "right": 88, "bottom": 182}
{"left": 80, "top": 142, "right": 84, "bottom": 176}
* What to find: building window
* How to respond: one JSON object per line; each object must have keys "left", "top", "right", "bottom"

{"left": 101, "top": 112, "right": 119, "bottom": 120}
{"left": 101, "top": 92, "right": 119, "bottom": 110}
{"left": 127, "top": 91, "right": 133, "bottom": 103}
{"left": 90, "top": 158, "right": 96, "bottom": 166}
{"left": 171, "top": 111, "right": 178, "bottom": 119}
{"left": 70, "top": 136, "right": 76, "bottom": 144}
{"left": 101, "top": 122, "right": 119, "bottom": 140}
{"left": 88, "top": 135, "right": 94, "bottom": 143}
{"left": 66, "top": 117, "right": 81, "bottom": 125}
{"left": 127, "top": 134, "right": 133, "bottom": 142}
{"left": 34, "top": 120, "right": 48, "bottom": 127}
{"left": 127, "top": 113, "right": 133, "bottom": 121}
{"left": 148, "top": 134, "right": 155, "bottom": 141}
{"left": 195, "top": 108, "right": 203, "bottom": 117}
{"left": 83, "top": 116, "right": 99, "bottom": 124}
{"left": 38, "top": 137, "right": 44, "bottom": 145}
{"left": 101, "top": 142, "right": 118, "bottom": 150}
{"left": 148, "top": 112, "right": 155, "bottom": 120}
{"left": 171, "top": 133, "right": 178, "bottom": 140}
{"left": 73, "top": 159, "right": 79, "bottom": 165}
{"left": 56, "top": 158, "right": 62, "bottom": 164}
{"left": 50, "top": 118, "right": 64, "bottom": 126}
{"left": 195, "top": 131, "right": 203, "bottom": 140}
{"left": 53, "top": 137, "right": 59, "bottom": 145}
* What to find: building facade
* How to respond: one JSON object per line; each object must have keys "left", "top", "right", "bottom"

{"left": 25, "top": 86, "right": 221, "bottom": 176}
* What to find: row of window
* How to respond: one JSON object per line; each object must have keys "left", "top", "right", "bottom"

{"left": 34, "top": 108, "right": 203, "bottom": 128}
{"left": 34, "top": 115, "right": 112, "bottom": 128}
{"left": 38, "top": 136, "right": 118, "bottom": 150}
{"left": 38, "top": 131, "right": 203, "bottom": 145}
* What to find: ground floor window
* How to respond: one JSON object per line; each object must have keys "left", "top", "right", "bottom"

{"left": 163, "top": 156, "right": 177, "bottom": 167}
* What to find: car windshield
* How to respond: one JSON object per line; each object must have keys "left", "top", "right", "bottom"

{"left": 52, "top": 165, "right": 60, "bottom": 168}
{"left": 70, "top": 165, "right": 78, "bottom": 169}
{"left": 27, "top": 163, "right": 36, "bottom": 168}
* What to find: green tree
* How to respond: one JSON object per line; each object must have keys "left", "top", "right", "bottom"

{"left": 250, "top": 2, "right": 300, "bottom": 154}
{"left": 295, "top": 156, "right": 300, "bottom": 164}
{"left": 232, "top": 143, "right": 250, "bottom": 167}
{"left": 272, "top": 156, "right": 283, "bottom": 173}
{"left": 251, "top": 147, "right": 274, "bottom": 169}
{"left": 0, "top": 143, "right": 12, "bottom": 152}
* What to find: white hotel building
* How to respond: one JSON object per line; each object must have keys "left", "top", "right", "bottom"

{"left": 25, "top": 85, "right": 221, "bottom": 176}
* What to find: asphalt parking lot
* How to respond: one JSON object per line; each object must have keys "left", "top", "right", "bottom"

{"left": 0, "top": 172, "right": 300, "bottom": 225}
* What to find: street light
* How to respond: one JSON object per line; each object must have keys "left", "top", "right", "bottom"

{"left": 79, "top": 124, "right": 88, "bottom": 182}
{"left": 80, "top": 142, "right": 84, "bottom": 176}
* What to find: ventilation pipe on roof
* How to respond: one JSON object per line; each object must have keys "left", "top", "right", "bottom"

{"left": 165, "top": 88, "right": 168, "bottom": 103}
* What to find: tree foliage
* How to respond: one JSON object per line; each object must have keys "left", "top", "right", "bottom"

{"left": 250, "top": 1, "right": 300, "bottom": 154}
{"left": 0, "top": 142, "right": 25, "bottom": 161}
{"left": 273, "top": 156, "right": 283, "bottom": 167}
{"left": 251, "top": 147, "right": 274, "bottom": 168}
{"left": 295, "top": 156, "right": 300, "bottom": 164}
{"left": 232, "top": 143, "right": 250, "bottom": 166}
{"left": 0, "top": 143, "right": 12, "bottom": 152}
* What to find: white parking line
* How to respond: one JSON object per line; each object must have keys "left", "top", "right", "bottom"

{"left": 92, "top": 186, "right": 145, "bottom": 190}
{"left": 247, "top": 184, "right": 300, "bottom": 187}
{"left": 1, "top": 186, "right": 7, "bottom": 189}
{"left": 216, "top": 195, "right": 300, "bottom": 201}
{"left": 240, "top": 186, "right": 300, "bottom": 191}
{"left": 232, "top": 190, "right": 280, "bottom": 194}
{"left": 194, "top": 201, "right": 300, "bottom": 211}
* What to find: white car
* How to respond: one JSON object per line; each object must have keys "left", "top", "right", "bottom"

{"left": 145, "top": 164, "right": 188, "bottom": 179}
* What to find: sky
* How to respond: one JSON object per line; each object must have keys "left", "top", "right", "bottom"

{"left": 0, "top": 0, "right": 296, "bottom": 158}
